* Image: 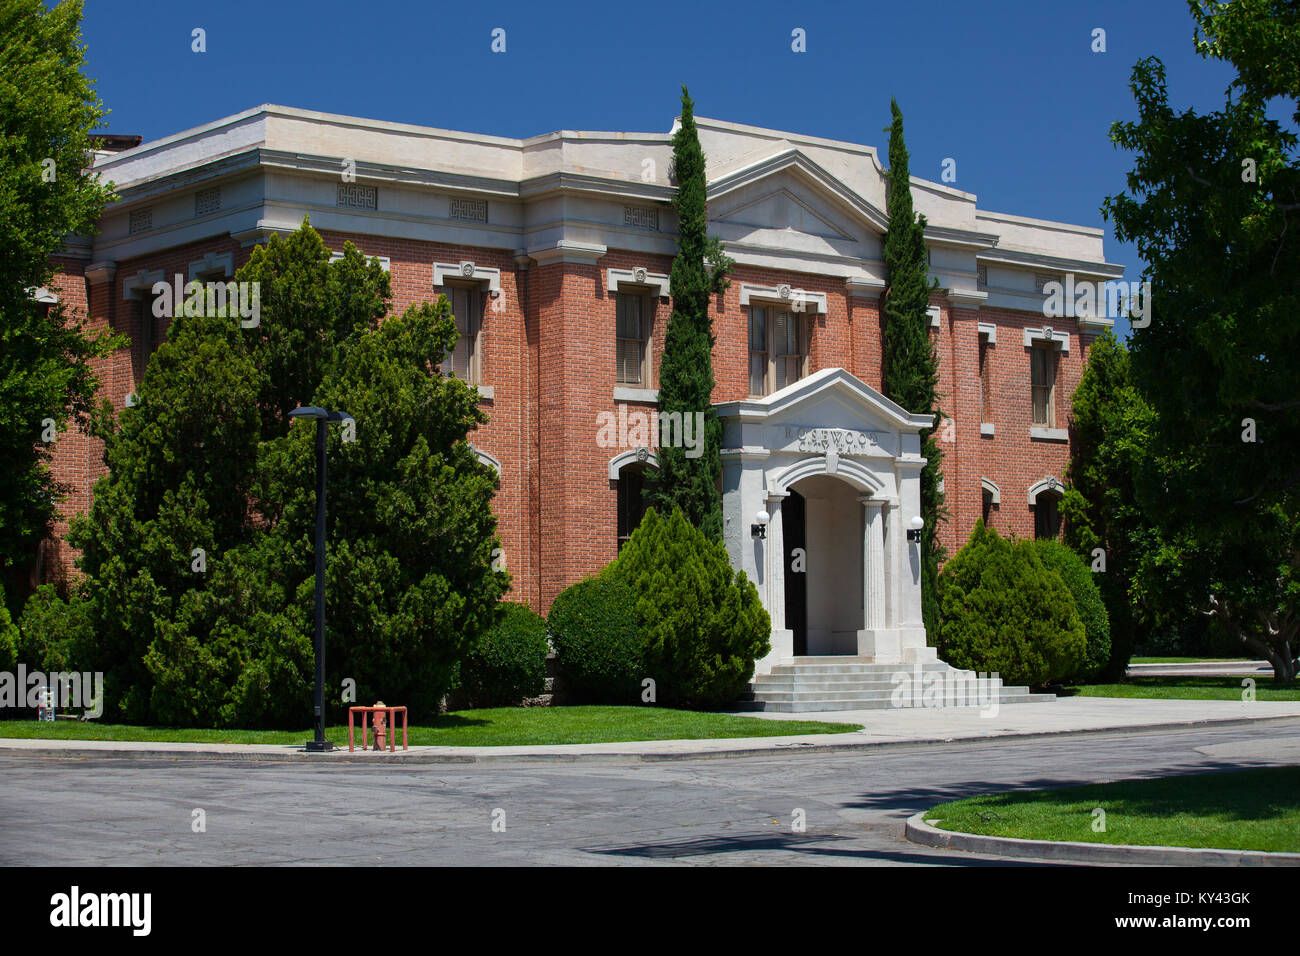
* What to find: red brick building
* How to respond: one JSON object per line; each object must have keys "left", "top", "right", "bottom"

{"left": 40, "top": 105, "right": 1124, "bottom": 673}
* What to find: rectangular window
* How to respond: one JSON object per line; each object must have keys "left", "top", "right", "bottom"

{"left": 774, "top": 310, "right": 803, "bottom": 391}
{"left": 748, "top": 307, "right": 768, "bottom": 396}
{"left": 615, "top": 293, "right": 647, "bottom": 385}
{"left": 1031, "top": 345, "right": 1055, "bottom": 426}
{"left": 617, "top": 467, "right": 656, "bottom": 549}
{"left": 1035, "top": 495, "right": 1062, "bottom": 539}
{"left": 444, "top": 285, "right": 482, "bottom": 383}
{"left": 979, "top": 338, "right": 991, "bottom": 422}
{"left": 749, "top": 306, "right": 807, "bottom": 396}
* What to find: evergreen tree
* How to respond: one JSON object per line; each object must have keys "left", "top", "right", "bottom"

{"left": 649, "top": 85, "right": 733, "bottom": 540}
{"left": 880, "top": 99, "right": 946, "bottom": 639}
{"left": 20, "top": 221, "right": 508, "bottom": 724}
{"left": 0, "top": 0, "right": 122, "bottom": 607}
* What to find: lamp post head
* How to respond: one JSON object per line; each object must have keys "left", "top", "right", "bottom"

{"left": 290, "top": 406, "right": 352, "bottom": 424}
{"left": 751, "top": 510, "right": 770, "bottom": 540}
{"left": 907, "top": 514, "right": 925, "bottom": 543}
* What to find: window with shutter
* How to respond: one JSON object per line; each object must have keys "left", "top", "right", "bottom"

{"left": 774, "top": 310, "right": 802, "bottom": 390}
{"left": 615, "top": 293, "right": 645, "bottom": 385}
{"left": 748, "top": 307, "right": 768, "bottom": 396}
{"left": 444, "top": 286, "right": 482, "bottom": 383}
{"left": 1031, "top": 344, "right": 1054, "bottom": 426}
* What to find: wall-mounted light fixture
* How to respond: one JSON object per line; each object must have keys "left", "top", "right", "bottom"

{"left": 907, "top": 515, "right": 925, "bottom": 543}
{"left": 751, "top": 510, "right": 770, "bottom": 540}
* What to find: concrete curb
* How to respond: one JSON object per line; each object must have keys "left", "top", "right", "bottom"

{"left": 2, "top": 712, "right": 1299, "bottom": 764}
{"left": 904, "top": 811, "right": 1300, "bottom": 866}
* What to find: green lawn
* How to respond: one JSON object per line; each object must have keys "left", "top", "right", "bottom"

{"left": 0, "top": 706, "right": 859, "bottom": 747}
{"left": 1129, "top": 656, "right": 1253, "bottom": 664}
{"left": 927, "top": 766, "right": 1300, "bottom": 853}
{"left": 1065, "top": 675, "right": 1299, "bottom": 701}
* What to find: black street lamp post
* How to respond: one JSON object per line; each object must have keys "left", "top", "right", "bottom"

{"left": 289, "top": 406, "right": 353, "bottom": 753}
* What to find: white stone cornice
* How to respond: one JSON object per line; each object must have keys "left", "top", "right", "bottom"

{"left": 606, "top": 267, "right": 669, "bottom": 298}
{"left": 85, "top": 261, "right": 117, "bottom": 286}
{"left": 977, "top": 321, "right": 997, "bottom": 344}
{"left": 528, "top": 240, "right": 606, "bottom": 266}
{"left": 331, "top": 250, "right": 390, "bottom": 272}
{"left": 946, "top": 289, "right": 988, "bottom": 310}
{"left": 845, "top": 274, "right": 885, "bottom": 298}
{"left": 1079, "top": 315, "right": 1115, "bottom": 336}
{"left": 434, "top": 261, "right": 501, "bottom": 293}
{"left": 739, "top": 282, "right": 827, "bottom": 314}
{"left": 927, "top": 305, "right": 942, "bottom": 329}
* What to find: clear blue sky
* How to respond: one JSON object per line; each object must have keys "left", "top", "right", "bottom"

{"left": 79, "top": 0, "right": 1242, "bottom": 341}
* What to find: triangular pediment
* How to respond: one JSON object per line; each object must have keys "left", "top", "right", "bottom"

{"left": 708, "top": 148, "right": 889, "bottom": 237}
{"left": 716, "top": 368, "right": 934, "bottom": 439}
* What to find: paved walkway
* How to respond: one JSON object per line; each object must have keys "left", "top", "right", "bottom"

{"left": 3, "top": 697, "right": 1298, "bottom": 762}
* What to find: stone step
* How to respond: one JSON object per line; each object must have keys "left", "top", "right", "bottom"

{"left": 746, "top": 688, "right": 1016, "bottom": 704}
{"left": 748, "top": 679, "right": 1011, "bottom": 695}
{"left": 734, "top": 693, "right": 1056, "bottom": 713}
{"left": 765, "top": 663, "right": 953, "bottom": 677}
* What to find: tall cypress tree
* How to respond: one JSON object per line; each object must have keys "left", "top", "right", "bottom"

{"left": 880, "top": 98, "right": 946, "bottom": 640}
{"left": 649, "top": 85, "right": 733, "bottom": 539}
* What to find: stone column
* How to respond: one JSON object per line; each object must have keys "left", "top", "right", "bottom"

{"left": 861, "top": 498, "right": 886, "bottom": 629}
{"left": 765, "top": 492, "right": 787, "bottom": 633}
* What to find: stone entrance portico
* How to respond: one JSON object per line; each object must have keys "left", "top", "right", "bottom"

{"left": 717, "top": 368, "right": 939, "bottom": 676}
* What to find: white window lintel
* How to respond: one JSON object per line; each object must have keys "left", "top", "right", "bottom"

{"left": 606, "top": 267, "right": 669, "bottom": 298}
{"left": 739, "top": 283, "right": 826, "bottom": 315}
{"left": 434, "top": 261, "right": 501, "bottom": 294}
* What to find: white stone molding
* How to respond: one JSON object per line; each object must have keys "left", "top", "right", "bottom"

{"left": 927, "top": 305, "right": 942, "bottom": 328}
{"left": 769, "top": 454, "right": 885, "bottom": 497}
{"left": 613, "top": 387, "right": 659, "bottom": 404}
{"left": 946, "top": 289, "right": 987, "bottom": 310}
{"left": 980, "top": 422, "right": 995, "bottom": 437}
{"left": 471, "top": 446, "right": 501, "bottom": 475}
{"left": 977, "top": 321, "right": 997, "bottom": 345}
{"left": 29, "top": 286, "right": 59, "bottom": 305}
{"left": 845, "top": 275, "right": 885, "bottom": 298}
{"left": 528, "top": 241, "right": 607, "bottom": 266}
{"left": 1027, "top": 476, "right": 1063, "bottom": 505}
{"left": 1079, "top": 315, "right": 1115, "bottom": 336}
{"left": 739, "top": 282, "right": 827, "bottom": 314}
{"left": 1030, "top": 426, "right": 1069, "bottom": 442}
{"left": 434, "top": 261, "right": 501, "bottom": 294}
{"left": 608, "top": 447, "right": 659, "bottom": 480}
{"left": 122, "top": 267, "right": 164, "bottom": 300}
{"left": 1023, "top": 326, "right": 1070, "bottom": 352}
{"left": 981, "top": 477, "right": 1001, "bottom": 505}
{"left": 85, "top": 261, "right": 117, "bottom": 286}
{"left": 330, "top": 250, "right": 391, "bottom": 272}
{"left": 188, "top": 251, "right": 234, "bottom": 280}
{"left": 606, "top": 267, "right": 669, "bottom": 299}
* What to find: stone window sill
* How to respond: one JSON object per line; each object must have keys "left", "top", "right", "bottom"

{"left": 1030, "top": 426, "right": 1068, "bottom": 442}
{"left": 980, "top": 422, "right": 995, "bottom": 437}
{"left": 614, "top": 386, "right": 659, "bottom": 403}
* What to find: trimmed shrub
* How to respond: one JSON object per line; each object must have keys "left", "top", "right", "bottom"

{"left": 938, "top": 521, "right": 1087, "bottom": 687}
{"left": 16, "top": 583, "right": 93, "bottom": 672}
{"left": 611, "top": 507, "right": 770, "bottom": 708}
{"left": 548, "top": 574, "right": 642, "bottom": 704}
{"left": 456, "top": 602, "right": 549, "bottom": 707}
{"left": 1032, "top": 539, "right": 1111, "bottom": 682}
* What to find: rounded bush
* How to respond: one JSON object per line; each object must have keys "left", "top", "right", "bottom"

{"left": 938, "top": 521, "right": 1087, "bottom": 687}
{"left": 611, "top": 507, "right": 770, "bottom": 708}
{"left": 547, "top": 575, "right": 642, "bottom": 704}
{"left": 1032, "top": 539, "right": 1111, "bottom": 682}
{"left": 457, "top": 602, "right": 550, "bottom": 707}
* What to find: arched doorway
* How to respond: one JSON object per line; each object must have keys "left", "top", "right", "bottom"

{"left": 787, "top": 474, "right": 864, "bottom": 655}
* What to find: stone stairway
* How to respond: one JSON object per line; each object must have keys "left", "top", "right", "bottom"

{"left": 737, "top": 656, "right": 1056, "bottom": 713}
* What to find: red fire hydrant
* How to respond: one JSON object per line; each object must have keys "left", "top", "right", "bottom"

{"left": 372, "top": 701, "right": 387, "bottom": 751}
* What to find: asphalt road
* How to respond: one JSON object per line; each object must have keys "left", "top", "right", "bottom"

{"left": 3, "top": 720, "right": 1298, "bottom": 866}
